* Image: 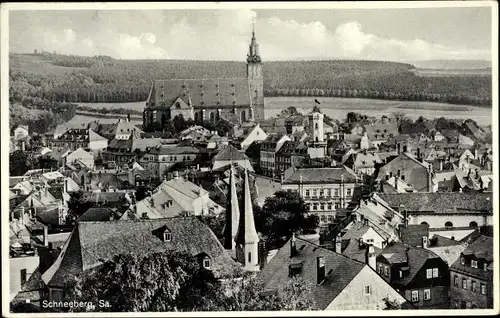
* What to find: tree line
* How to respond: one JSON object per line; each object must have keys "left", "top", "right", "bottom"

{"left": 10, "top": 53, "right": 492, "bottom": 107}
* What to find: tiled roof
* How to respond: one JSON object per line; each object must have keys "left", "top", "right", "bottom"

{"left": 42, "top": 217, "right": 239, "bottom": 287}
{"left": 377, "top": 192, "right": 493, "bottom": 214}
{"left": 213, "top": 144, "right": 248, "bottom": 162}
{"left": 450, "top": 235, "right": 493, "bottom": 280}
{"left": 148, "top": 145, "right": 199, "bottom": 156}
{"left": 379, "top": 242, "right": 440, "bottom": 286}
{"left": 427, "top": 243, "right": 467, "bottom": 266}
{"left": 147, "top": 78, "right": 251, "bottom": 109}
{"left": 283, "top": 167, "right": 358, "bottom": 184}
{"left": 341, "top": 222, "right": 371, "bottom": 241}
{"left": 342, "top": 239, "right": 383, "bottom": 263}
{"left": 76, "top": 207, "right": 119, "bottom": 222}
{"left": 399, "top": 224, "right": 429, "bottom": 247}
{"left": 258, "top": 237, "right": 366, "bottom": 310}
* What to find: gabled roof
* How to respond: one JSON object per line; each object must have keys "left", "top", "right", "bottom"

{"left": 88, "top": 129, "right": 107, "bottom": 142}
{"left": 379, "top": 242, "right": 441, "bottom": 286}
{"left": 399, "top": 224, "right": 429, "bottom": 247}
{"left": 147, "top": 145, "right": 199, "bottom": 156}
{"left": 213, "top": 144, "right": 249, "bottom": 162}
{"left": 341, "top": 222, "right": 372, "bottom": 241}
{"left": 377, "top": 192, "right": 493, "bottom": 214}
{"left": 41, "top": 217, "right": 239, "bottom": 287}
{"left": 258, "top": 237, "right": 366, "bottom": 310}
{"left": 76, "top": 207, "right": 118, "bottom": 222}
{"left": 342, "top": 239, "right": 383, "bottom": 263}
{"left": 450, "top": 235, "right": 493, "bottom": 280}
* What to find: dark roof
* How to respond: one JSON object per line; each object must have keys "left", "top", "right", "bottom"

{"left": 429, "top": 234, "right": 466, "bottom": 248}
{"left": 258, "top": 238, "right": 366, "bottom": 310}
{"left": 341, "top": 239, "right": 383, "bottom": 263}
{"left": 213, "top": 145, "right": 248, "bottom": 161}
{"left": 276, "top": 140, "right": 300, "bottom": 156}
{"left": 147, "top": 78, "right": 251, "bottom": 109}
{"left": 450, "top": 235, "right": 493, "bottom": 280}
{"left": 399, "top": 224, "right": 430, "bottom": 247}
{"left": 283, "top": 167, "right": 358, "bottom": 184}
{"left": 377, "top": 192, "right": 493, "bottom": 214}
{"left": 378, "top": 242, "right": 441, "bottom": 286}
{"left": 148, "top": 145, "right": 199, "bottom": 156}
{"left": 76, "top": 207, "right": 119, "bottom": 222}
{"left": 42, "top": 217, "right": 240, "bottom": 287}
{"left": 81, "top": 191, "right": 130, "bottom": 203}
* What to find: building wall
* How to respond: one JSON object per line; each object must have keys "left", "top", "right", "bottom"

{"left": 241, "top": 126, "right": 267, "bottom": 150}
{"left": 326, "top": 266, "right": 407, "bottom": 310}
{"left": 449, "top": 270, "right": 493, "bottom": 308}
{"left": 403, "top": 286, "right": 449, "bottom": 309}
{"left": 361, "top": 227, "right": 386, "bottom": 249}
{"left": 213, "top": 159, "right": 254, "bottom": 172}
{"left": 89, "top": 139, "right": 108, "bottom": 151}
{"left": 409, "top": 213, "right": 491, "bottom": 229}
{"left": 14, "top": 128, "right": 29, "bottom": 140}
{"left": 66, "top": 150, "right": 95, "bottom": 169}
{"left": 10, "top": 256, "right": 40, "bottom": 301}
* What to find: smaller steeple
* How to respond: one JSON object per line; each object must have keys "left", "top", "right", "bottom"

{"left": 247, "top": 23, "right": 261, "bottom": 63}
{"left": 235, "top": 169, "right": 260, "bottom": 271}
{"left": 223, "top": 165, "right": 240, "bottom": 250}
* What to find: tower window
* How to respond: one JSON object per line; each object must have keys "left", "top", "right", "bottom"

{"left": 163, "top": 232, "right": 171, "bottom": 242}
{"left": 203, "top": 256, "right": 211, "bottom": 269}
{"left": 248, "top": 252, "right": 252, "bottom": 263}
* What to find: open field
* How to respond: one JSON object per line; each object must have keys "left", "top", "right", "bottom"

{"left": 76, "top": 96, "right": 492, "bottom": 127}
{"left": 9, "top": 54, "right": 86, "bottom": 76}
{"left": 69, "top": 114, "right": 142, "bottom": 126}
{"left": 264, "top": 97, "right": 493, "bottom": 127}
{"left": 410, "top": 68, "right": 492, "bottom": 77}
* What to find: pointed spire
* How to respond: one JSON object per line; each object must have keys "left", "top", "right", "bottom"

{"left": 223, "top": 165, "right": 240, "bottom": 250}
{"left": 235, "top": 169, "right": 259, "bottom": 245}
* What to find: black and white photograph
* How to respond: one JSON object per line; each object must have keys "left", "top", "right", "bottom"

{"left": 1, "top": 1, "right": 497, "bottom": 315}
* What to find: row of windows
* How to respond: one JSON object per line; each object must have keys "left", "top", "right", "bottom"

{"left": 426, "top": 268, "right": 439, "bottom": 279}
{"left": 411, "top": 289, "right": 431, "bottom": 302}
{"left": 454, "top": 276, "right": 486, "bottom": 294}
{"left": 460, "top": 256, "right": 488, "bottom": 270}
{"left": 310, "top": 202, "right": 342, "bottom": 211}
{"left": 305, "top": 188, "right": 353, "bottom": 198}
{"left": 143, "top": 155, "right": 192, "bottom": 162}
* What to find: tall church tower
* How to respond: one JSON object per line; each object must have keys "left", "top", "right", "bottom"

{"left": 235, "top": 169, "right": 260, "bottom": 272}
{"left": 223, "top": 166, "right": 240, "bottom": 250}
{"left": 247, "top": 24, "right": 264, "bottom": 121}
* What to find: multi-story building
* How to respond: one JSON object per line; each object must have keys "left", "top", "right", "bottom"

{"left": 281, "top": 166, "right": 359, "bottom": 225}
{"left": 139, "top": 145, "right": 200, "bottom": 179}
{"left": 46, "top": 128, "right": 108, "bottom": 154}
{"left": 377, "top": 242, "right": 450, "bottom": 309}
{"left": 449, "top": 235, "right": 493, "bottom": 309}
{"left": 275, "top": 140, "right": 300, "bottom": 180}
{"left": 260, "top": 134, "right": 291, "bottom": 178}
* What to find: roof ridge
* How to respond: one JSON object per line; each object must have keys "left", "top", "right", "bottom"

{"left": 294, "top": 237, "right": 368, "bottom": 266}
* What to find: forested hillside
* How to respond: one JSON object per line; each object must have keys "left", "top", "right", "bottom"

{"left": 9, "top": 52, "right": 492, "bottom": 126}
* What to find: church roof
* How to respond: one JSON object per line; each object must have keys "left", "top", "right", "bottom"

{"left": 147, "top": 78, "right": 251, "bottom": 109}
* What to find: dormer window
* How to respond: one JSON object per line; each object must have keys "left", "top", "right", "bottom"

{"left": 484, "top": 263, "right": 488, "bottom": 271}
{"left": 202, "top": 256, "right": 211, "bottom": 269}
{"left": 471, "top": 260, "right": 478, "bottom": 268}
{"left": 460, "top": 256, "right": 465, "bottom": 265}
{"left": 163, "top": 231, "right": 172, "bottom": 242}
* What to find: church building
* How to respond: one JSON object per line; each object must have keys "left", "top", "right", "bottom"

{"left": 143, "top": 28, "right": 265, "bottom": 127}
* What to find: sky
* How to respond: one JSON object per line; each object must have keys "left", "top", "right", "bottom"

{"left": 8, "top": 6, "right": 493, "bottom": 62}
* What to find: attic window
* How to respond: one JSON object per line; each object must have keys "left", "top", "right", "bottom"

{"left": 163, "top": 231, "right": 172, "bottom": 242}
{"left": 176, "top": 102, "right": 181, "bottom": 109}
{"left": 203, "top": 256, "right": 211, "bottom": 269}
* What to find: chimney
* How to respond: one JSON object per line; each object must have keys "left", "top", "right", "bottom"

{"left": 11, "top": 210, "right": 15, "bottom": 222}
{"left": 394, "top": 175, "right": 399, "bottom": 191}
{"left": 334, "top": 234, "right": 342, "bottom": 254}
{"left": 290, "top": 233, "right": 297, "bottom": 257}
{"left": 439, "top": 159, "right": 443, "bottom": 171}
{"left": 64, "top": 179, "right": 68, "bottom": 193}
{"left": 459, "top": 187, "right": 463, "bottom": 193}
{"left": 43, "top": 225, "right": 48, "bottom": 247}
{"left": 363, "top": 218, "right": 369, "bottom": 226}
{"left": 316, "top": 256, "right": 326, "bottom": 285}
{"left": 20, "top": 207, "right": 25, "bottom": 226}
{"left": 422, "top": 236, "right": 428, "bottom": 248}
{"left": 427, "top": 167, "right": 433, "bottom": 193}
{"left": 397, "top": 143, "right": 401, "bottom": 154}
{"left": 127, "top": 114, "right": 131, "bottom": 122}
{"left": 417, "top": 148, "right": 421, "bottom": 160}
{"left": 365, "top": 244, "right": 376, "bottom": 269}
{"left": 403, "top": 145, "right": 408, "bottom": 153}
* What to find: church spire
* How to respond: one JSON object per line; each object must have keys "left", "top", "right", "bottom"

{"left": 247, "top": 23, "right": 261, "bottom": 63}
{"left": 223, "top": 165, "right": 240, "bottom": 250}
{"left": 235, "top": 169, "right": 260, "bottom": 271}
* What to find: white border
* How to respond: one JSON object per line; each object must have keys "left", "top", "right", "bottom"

{"left": 1, "top": 1, "right": 498, "bottom": 317}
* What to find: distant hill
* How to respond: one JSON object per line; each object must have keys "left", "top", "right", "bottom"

{"left": 408, "top": 59, "right": 492, "bottom": 70}
{"left": 9, "top": 52, "right": 492, "bottom": 111}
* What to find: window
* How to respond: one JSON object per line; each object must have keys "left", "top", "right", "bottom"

{"left": 378, "top": 264, "right": 384, "bottom": 274}
{"left": 480, "top": 283, "right": 485, "bottom": 295}
{"left": 334, "top": 189, "right": 339, "bottom": 196}
{"left": 20, "top": 269, "right": 27, "bottom": 285}
{"left": 327, "top": 189, "right": 332, "bottom": 197}
{"left": 426, "top": 269, "right": 433, "bottom": 279}
{"left": 163, "top": 232, "right": 172, "bottom": 242}
{"left": 248, "top": 252, "right": 252, "bottom": 263}
{"left": 305, "top": 190, "right": 310, "bottom": 197}
{"left": 320, "top": 204, "right": 325, "bottom": 210}
{"left": 445, "top": 221, "right": 453, "bottom": 227}
{"left": 423, "top": 289, "right": 431, "bottom": 301}
{"left": 327, "top": 215, "right": 333, "bottom": 222}
{"left": 432, "top": 268, "right": 439, "bottom": 278}
{"left": 312, "top": 204, "right": 318, "bottom": 211}
{"left": 460, "top": 256, "right": 466, "bottom": 265}
{"left": 364, "top": 285, "right": 371, "bottom": 295}
{"left": 312, "top": 189, "right": 317, "bottom": 197}
{"left": 462, "top": 278, "right": 467, "bottom": 289}
{"left": 483, "top": 263, "right": 488, "bottom": 271}
{"left": 334, "top": 202, "right": 340, "bottom": 209}
{"left": 411, "top": 290, "right": 419, "bottom": 302}
{"left": 472, "top": 281, "right": 477, "bottom": 292}
{"left": 320, "top": 215, "right": 326, "bottom": 222}
{"left": 471, "top": 260, "right": 478, "bottom": 268}
{"left": 203, "top": 257, "right": 211, "bottom": 269}
{"left": 328, "top": 204, "right": 333, "bottom": 210}
{"left": 384, "top": 266, "right": 389, "bottom": 277}
{"left": 346, "top": 189, "right": 352, "bottom": 196}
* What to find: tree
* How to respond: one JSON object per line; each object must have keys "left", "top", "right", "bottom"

{"left": 38, "top": 155, "right": 59, "bottom": 170}
{"left": 256, "top": 190, "right": 319, "bottom": 250}
{"left": 66, "top": 191, "right": 93, "bottom": 225}
{"left": 382, "top": 296, "right": 403, "bottom": 310}
{"left": 9, "top": 150, "right": 30, "bottom": 176}
{"left": 65, "top": 251, "right": 221, "bottom": 312}
{"left": 199, "top": 215, "right": 225, "bottom": 245}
